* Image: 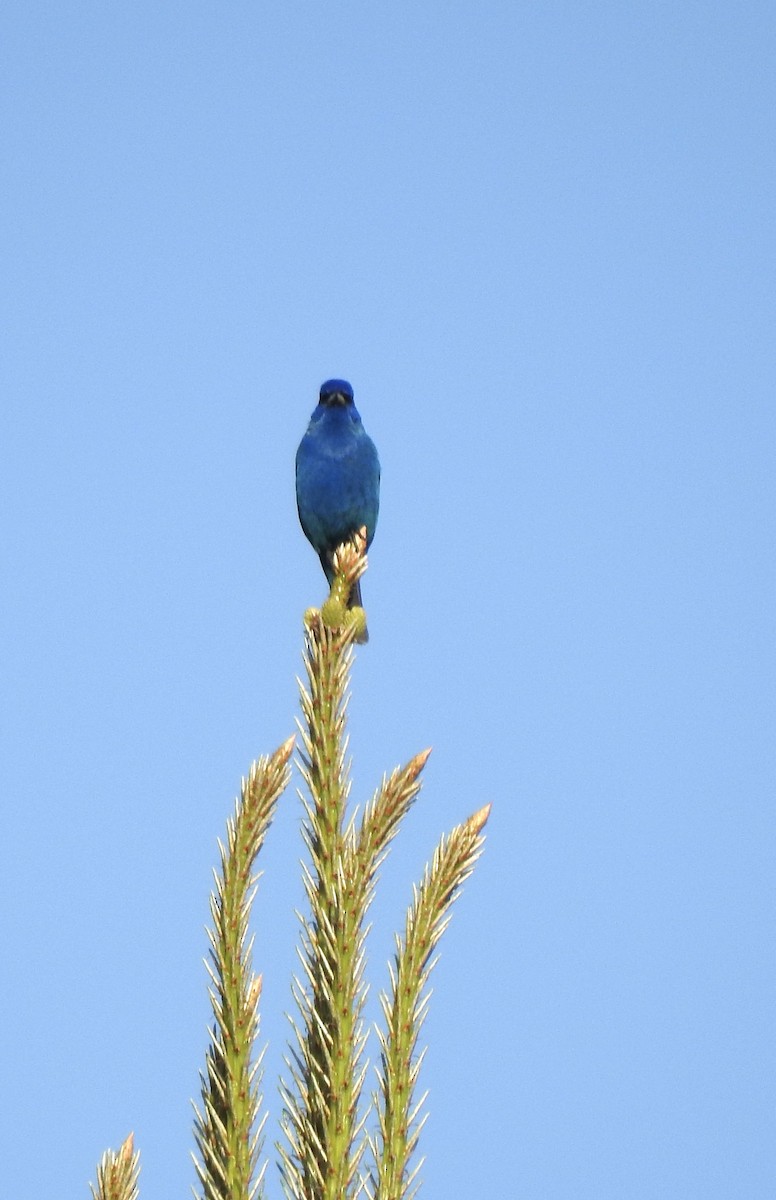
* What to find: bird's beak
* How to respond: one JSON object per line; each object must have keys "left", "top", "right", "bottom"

{"left": 327, "top": 392, "right": 349, "bottom": 406}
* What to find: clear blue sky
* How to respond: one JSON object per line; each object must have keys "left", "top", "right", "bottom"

{"left": 2, "top": 3, "right": 773, "bottom": 1197}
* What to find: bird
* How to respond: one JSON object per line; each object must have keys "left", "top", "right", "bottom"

{"left": 295, "top": 379, "right": 380, "bottom": 641}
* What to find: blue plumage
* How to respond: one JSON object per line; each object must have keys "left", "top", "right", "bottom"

{"left": 295, "top": 379, "right": 380, "bottom": 641}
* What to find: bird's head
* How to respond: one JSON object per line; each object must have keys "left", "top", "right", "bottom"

{"left": 319, "top": 379, "right": 354, "bottom": 408}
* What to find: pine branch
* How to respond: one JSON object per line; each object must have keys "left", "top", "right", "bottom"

{"left": 90, "top": 1133, "right": 140, "bottom": 1200}
{"left": 282, "top": 535, "right": 490, "bottom": 1200}
{"left": 193, "top": 735, "right": 294, "bottom": 1200}
{"left": 89, "top": 530, "right": 491, "bottom": 1200}
{"left": 345, "top": 749, "right": 432, "bottom": 932}
{"left": 281, "top": 533, "right": 390, "bottom": 1200}
{"left": 280, "top": 609, "right": 364, "bottom": 1200}
{"left": 369, "top": 805, "right": 491, "bottom": 1200}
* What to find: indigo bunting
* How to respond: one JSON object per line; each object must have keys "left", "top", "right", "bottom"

{"left": 295, "top": 379, "right": 380, "bottom": 641}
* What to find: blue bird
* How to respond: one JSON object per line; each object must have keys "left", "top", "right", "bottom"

{"left": 296, "top": 379, "right": 380, "bottom": 642}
